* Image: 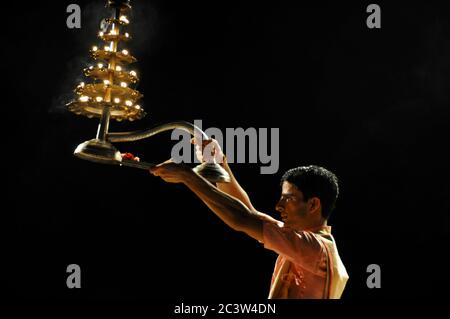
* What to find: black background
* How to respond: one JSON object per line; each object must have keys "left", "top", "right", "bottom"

{"left": 2, "top": 0, "right": 450, "bottom": 303}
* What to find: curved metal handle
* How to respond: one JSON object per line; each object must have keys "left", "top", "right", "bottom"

{"left": 107, "top": 120, "right": 208, "bottom": 143}
{"left": 76, "top": 120, "right": 230, "bottom": 182}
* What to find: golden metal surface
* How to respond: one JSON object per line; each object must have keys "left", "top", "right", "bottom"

{"left": 67, "top": 0, "right": 230, "bottom": 183}
{"left": 67, "top": 100, "right": 145, "bottom": 121}
{"left": 83, "top": 67, "right": 138, "bottom": 83}
{"left": 67, "top": 1, "right": 143, "bottom": 122}
{"left": 90, "top": 50, "right": 137, "bottom": 64}
{"left": 98, "top": 33, "right": 131, "bottom": 42}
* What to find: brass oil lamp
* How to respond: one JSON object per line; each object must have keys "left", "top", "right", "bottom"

{"left": 67, "top": 0, "right": 230, "bottom": 183}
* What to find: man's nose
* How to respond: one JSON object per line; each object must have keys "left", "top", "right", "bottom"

{"left": 276, "top": 200, "right": 284, "bottom": 213}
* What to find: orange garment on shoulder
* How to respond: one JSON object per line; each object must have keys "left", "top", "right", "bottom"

{"left": 262, "top": 222, "right": 349, "bottom": 299}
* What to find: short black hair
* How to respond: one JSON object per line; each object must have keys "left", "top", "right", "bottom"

{"left": 280, "top": 165, "right": 339, "bottom": 220}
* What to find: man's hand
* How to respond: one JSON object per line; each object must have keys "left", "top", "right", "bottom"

{"left": 191, "top": 138, "right": 224, "bottom": 164}
{"left": 149, "top": 159, "right": 193, "bottom": 184}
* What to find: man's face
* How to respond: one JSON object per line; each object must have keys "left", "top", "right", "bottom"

{"left": 275, "top": 181, "right": 309, "bottom": 229}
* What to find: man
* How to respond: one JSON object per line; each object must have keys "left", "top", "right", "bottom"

{"left": 148, "top": 139, "right": 349, "bottom": 299}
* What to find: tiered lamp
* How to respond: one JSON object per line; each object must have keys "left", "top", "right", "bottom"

{"left": 66, "top": 0, "right": 230, "bottom": 183}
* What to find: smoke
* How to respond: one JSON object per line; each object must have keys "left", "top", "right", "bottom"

{"left": 50, "top": 55, "right": 92, "bottom": 115}
{"left": 127, "top": 1, "right": 159, "bottom": 56}
{"left": 50, "top": 1, "right": 104, "bottom": 115}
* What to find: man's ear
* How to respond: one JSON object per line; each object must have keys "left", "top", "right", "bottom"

{"left": 307, "top": 197, "right": 321, "bottom": 215}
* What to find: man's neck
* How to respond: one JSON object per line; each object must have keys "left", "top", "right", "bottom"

{"left": 296, "top": 220, "right": 327, "bottom": 232}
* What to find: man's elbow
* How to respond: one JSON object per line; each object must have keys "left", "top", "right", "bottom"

{"left": 227, "top": 211, "right": 251, "bottom": 230}
{"left": 229, "top": 214, "right": 264, "bottom": 242}
{"left": 227, "top": 215, "right": 246, "bottom": 232}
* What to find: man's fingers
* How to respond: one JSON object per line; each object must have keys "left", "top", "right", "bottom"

{"left": 165, "top": 158, "right": 175, "bottom": 164}
{"left": 158, "top": 158, "right": 174, "bottom": 166}
{"left": 149, "top": 159, "right": 174, "bottom": 175}
{"left": 191, "top": 138, "right": 214, "bottom": 146}
{"left": 149, "top": 166, "right": 160, "bottom": 175}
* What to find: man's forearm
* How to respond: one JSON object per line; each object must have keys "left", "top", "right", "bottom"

{"left": 183, "top": 170, "right": 257, "bottom": 231}
{"left": 216, "top": 159, "right": 255, "bottom": 211}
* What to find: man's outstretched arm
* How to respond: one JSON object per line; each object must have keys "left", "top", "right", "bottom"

{"left": 193, "top": 139, "right": 280, "bottom": 225}
{"left": 150, "top": 162, "right": 275, "bottom": 242}
{"left": 217, "top": 158, "right": 282, "bottom": 225}
{"left": 192, "top": 138, "right": 256, "bottom": 211}
{"left": 217, "top": 156, "right": 256, "bottom": 211}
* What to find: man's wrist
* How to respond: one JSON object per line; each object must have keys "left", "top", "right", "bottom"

{"left": 181, "top": 166, "right": 197, "bottom": 184}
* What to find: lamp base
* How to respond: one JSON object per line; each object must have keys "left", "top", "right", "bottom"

{"left": 193, "top": 162, "right": 231, "bottom": 183}
{"left": 74, "top": 139, "right": 122, "bottom": 165}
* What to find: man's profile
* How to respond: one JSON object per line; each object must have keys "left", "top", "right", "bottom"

{"left": 145, "top": 139, "right": 349, "bottom": 299}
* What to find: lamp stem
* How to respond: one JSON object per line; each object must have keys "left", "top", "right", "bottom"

{"left": 96, "top": 106, "right": 111, "bottom": 141}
